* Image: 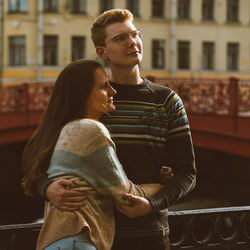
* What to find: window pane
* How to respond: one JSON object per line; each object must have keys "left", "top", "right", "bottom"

{"left": 8, "top": 36, "right": 26, "bottom": 66}
{"left": 99, "top": 0, "right": 113, "bottom": 13}
{"left": 178, "top": 0, "right": 190, "bottom": 20}
{"left": 178, "top": 41, "right": 190, "bottom": 69}
{"left": 72, "top": 0, "right": 86, "bottom": 13}
{"left": 227, "top": 43, "right": 239, "bottom": 71}
{"left": 44, "top": 36, "right": 58, "bottom": 65}
{"left": 72, "top": 36, "right": 86, "bottom": 61}
{"left": 44, "top": 0, "right": 58, "bottom": 12}
{"left": 152, "top": 40, "right": 165, "bottom": 68}
{"left": 152, "top": 0, "right": 164, "bottom": 18}
{"left": 126, "top": 0, "right": 139, "bottom": 17}
{"left": 227, "top": 0, "right": 239, "bottom": 22}
{"left": 202, "top": 42, "right": 214, "bottom": 70}
{"left": 202, "top": 0, "right": 214, "bottom": 21}
{"left": 8, "top": 0, "right": 27, "bottom": 12}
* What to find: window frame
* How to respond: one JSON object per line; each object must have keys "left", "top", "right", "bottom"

{"left": 71, "top": 36, "right": 86, "bottom": 61}
{"left": 43, "top": 35, "right": 58, "bottom": 66}
{"left": 202, "top": 42, "right": 215, "bottom": 70}
{"left": 178, "top": 41, "right": 190, "bottom": 70}
{"left": 227, "top": 0, "right": 239, "bottom": 23}
{"left": 152, "top": 39, "right": 166, "bottom": 69}
{"left": 178, "top": 0, "right": 190, "bottom": 20}
{"left": 99, "top": 0, "right": 114, "bottom": 14}
{"left": 126, "top": 0, "right": 140, "bottom": 17}
{"left": 152, "top": 0, "right": 164, "bottom": 18}
{"left": 71, "top": 0, "right": 87, "bottom": 14}
{"left": 8, "top": 35, "right": 26, "bottom": 66}
{"left": 44, "top": 0, "right": 58, "bottom": 13}
{"left": 202, "top": 0, "right": 214, "bottom": 21}
{"left": 227, "top": 42, "right": 239, "bottom": 71}
{"left": 8, "top": 0, "right": 27, "bottom": 13}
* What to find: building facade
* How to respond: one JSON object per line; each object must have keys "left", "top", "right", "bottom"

{"left": 1, "top": 0, "right": 250, "bottom": 85}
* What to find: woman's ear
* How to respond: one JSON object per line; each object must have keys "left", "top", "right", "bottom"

{"left": 96, "top": 46, "right": 108, "bottom": 60}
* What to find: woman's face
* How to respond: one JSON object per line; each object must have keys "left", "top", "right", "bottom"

{"left": 85, "top": 68, "right": 116, "bottom": 120}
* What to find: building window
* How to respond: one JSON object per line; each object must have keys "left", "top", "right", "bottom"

{"left": 202, "top": 0, "right": 214, "bottom": 21}
{"left": 72, "top": 36, "right": 85, "bottom": 61}
{"left": 8, "top": 36, "right": 26, "bottom": 66}
{"left": 178, "top": 0, "right": 190, "bottom": 20}
{"left": 99, "top": 0, "right": 113, "bottom": 13}
{"left": 227, "top": 43, "right": 239, "bottom": 71}
{"left": 72, "top": 0, "right": 86, "bottom": 14}
{"left": 152, "top": 0, "right": 164, "bottom": 18}
{"left": 44, "top": 36, "right": 58, "bottom": 66}
{"left": 8, "top": 0, "right": 27, "bottom": 13}
{"left": 126, "top": 0, "right": 140, "bottom": 17}
{"left": 178, "top": 41, "right": 190, "bottom": 70}
{"left": 152, "top": 40, "right": 165, "bottom": 69}
{"left": 227, "top": 0, "right": 239, "bottom": 22}
{"left": 202, "top": 42, "right": 215, "bottom": 70}
{"left": 44, "top": 0, "right": 58, "bottom": 13}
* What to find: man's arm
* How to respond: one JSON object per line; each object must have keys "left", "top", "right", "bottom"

{"left": 37, "top": 176, "right": 87, "bottom": 210}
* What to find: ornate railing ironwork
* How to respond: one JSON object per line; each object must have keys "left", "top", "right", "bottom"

{"left": 0, "top": 206, "right": 250, "bottom": 250}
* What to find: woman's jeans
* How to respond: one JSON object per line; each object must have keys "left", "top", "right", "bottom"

{"left": 44, "top": 229, "right": 97, "bottom": 250}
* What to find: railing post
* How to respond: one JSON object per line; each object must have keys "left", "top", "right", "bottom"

{"left": 228, "top": 76, "right": 239, "bottom": 133}
{"left": 22, "top": 83, "right": 29, "bottom": 126}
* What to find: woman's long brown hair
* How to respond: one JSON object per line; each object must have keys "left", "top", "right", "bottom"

{"left": 22, "top": 59, "right": 102, "bottom": 196}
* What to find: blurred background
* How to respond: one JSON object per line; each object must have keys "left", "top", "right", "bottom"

{"left": 0, "top": 0, "right": 250, "bottom": 225}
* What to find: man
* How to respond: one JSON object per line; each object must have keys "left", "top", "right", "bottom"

{"left": 37, "top": 9, "right": 196, "bottom": 250}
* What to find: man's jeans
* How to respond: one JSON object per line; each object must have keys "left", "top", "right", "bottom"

{"left": 44, "top": 230, "right": 97, "bottom": 250}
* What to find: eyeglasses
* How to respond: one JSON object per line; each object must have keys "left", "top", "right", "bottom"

{"left": 108, "top": 30, "right": 142, "bottom": 44}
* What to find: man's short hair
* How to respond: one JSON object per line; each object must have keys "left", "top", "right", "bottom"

{"left": 91, "top": 9, "right": 134, "bottom": 47}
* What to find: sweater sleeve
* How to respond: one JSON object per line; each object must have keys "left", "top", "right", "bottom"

{"left": 148, "top": 93, "right": 196, "bottom": 211}
{"left": 47, "top": 119, "right": 162, "bottom": 204}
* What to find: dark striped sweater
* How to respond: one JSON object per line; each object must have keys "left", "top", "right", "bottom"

{"left": 100, "top": 78, "right": 196, "bottom": 236}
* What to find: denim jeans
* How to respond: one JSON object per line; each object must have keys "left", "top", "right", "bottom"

{"left": 44, "top": 229, "right": 97, "bottom": 250}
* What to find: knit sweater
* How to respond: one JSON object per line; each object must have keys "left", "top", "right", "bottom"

{"left": 37, "top": 119, "right": 162, "bottom": 250}
{"left": 100, "top": 79, "right": 196, "bottom": 236}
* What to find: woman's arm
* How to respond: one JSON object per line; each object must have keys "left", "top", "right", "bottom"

{"left": 47, "top": 120, "right": 166, "bottom": 205}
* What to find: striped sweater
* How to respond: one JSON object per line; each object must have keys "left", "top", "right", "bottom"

{"left": 37, "top": 119, "right": 162, "bottom": 250}
{"left": 100, "top": 79, "right": 196, "bottom": 236}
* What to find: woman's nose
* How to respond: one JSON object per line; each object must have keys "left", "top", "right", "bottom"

{"left": 109, "top": 86, "right": 117, "bottom": 96}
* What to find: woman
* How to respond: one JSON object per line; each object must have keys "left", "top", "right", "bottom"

{"left": 22, "top": 60, "right": 172, "bottom": 250}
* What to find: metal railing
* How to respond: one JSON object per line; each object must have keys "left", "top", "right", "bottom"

{"left": 1, "top": 77, "right": 250, "bottom": 116}
{"left": 1, "top": 206, "right": 250, "bottom": 250}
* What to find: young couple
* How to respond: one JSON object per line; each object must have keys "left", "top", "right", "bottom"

{"left": 22, "top": 9, "right": 196, "bottom": 250}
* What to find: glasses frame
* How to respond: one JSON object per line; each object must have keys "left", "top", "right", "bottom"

{"left": 107, "top": 30, "right": 142, "bottom": 45}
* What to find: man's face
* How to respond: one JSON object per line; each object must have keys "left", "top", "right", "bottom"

{"left": 102, "top": 21, "right": 143, "bottom": 68}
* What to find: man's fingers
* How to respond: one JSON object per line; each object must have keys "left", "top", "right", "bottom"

{"left": 57, "top": 179, "right": 77, "bottom": 188}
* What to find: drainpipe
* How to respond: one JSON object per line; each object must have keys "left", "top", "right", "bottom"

{"left": 37, "top": 0, "right": 43, "bottom": 82}
{"left": 0, "top": 0, "right": 3, "bottom": 85}
{"left": 170, "top": 0, "right": 176, "bottom": 76}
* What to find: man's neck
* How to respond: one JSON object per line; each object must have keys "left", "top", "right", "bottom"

{"left": 109, "top": 65, "right": 143, "bottom": 85}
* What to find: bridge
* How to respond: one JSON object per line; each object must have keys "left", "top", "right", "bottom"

{"left": 1, "top": 76, "right": 250, "bottom": 158}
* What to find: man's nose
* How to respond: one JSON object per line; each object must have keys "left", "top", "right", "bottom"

{"left": 128, "top": 35, "right": 137, "bottom": 46}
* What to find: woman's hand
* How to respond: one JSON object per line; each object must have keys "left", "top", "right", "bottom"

{"left": 160, "top": 166, "right": 173, "bottom": 184}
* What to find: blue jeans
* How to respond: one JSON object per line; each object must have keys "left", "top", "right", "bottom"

{"left": 44, "top": 229, "right": 97, "bottom": 250}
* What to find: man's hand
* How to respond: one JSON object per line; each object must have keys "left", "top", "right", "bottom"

{"left": 46, "top": 179, "right": 87, "bottom": 211}
{"left": 160, "top": 166, "right": 173, "bottom": 184}
{"left": 115, "top": 193, "right": 152, "bottom": 218}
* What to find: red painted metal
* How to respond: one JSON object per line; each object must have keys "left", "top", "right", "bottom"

{"left": 0, "top": 78, "right": 250, "bottom": 158}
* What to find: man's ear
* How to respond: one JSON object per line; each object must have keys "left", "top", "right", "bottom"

{"left": 96, "top": 46, "right": 108, "bottom": 60}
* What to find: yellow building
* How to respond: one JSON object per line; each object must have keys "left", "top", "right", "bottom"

{"left": 1, "top": 0, "right": 250, "bottom": 85}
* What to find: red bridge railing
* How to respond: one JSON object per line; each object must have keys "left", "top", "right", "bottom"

{"left": 0, "top": 77, "right": 250, "bottom": 157}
